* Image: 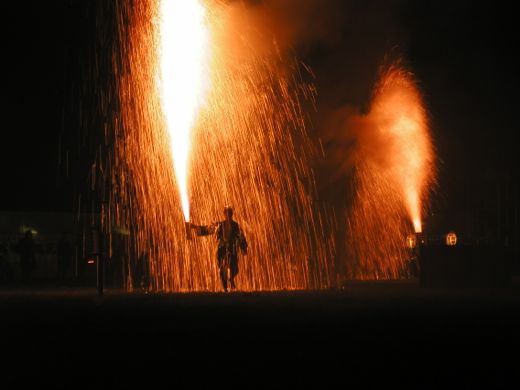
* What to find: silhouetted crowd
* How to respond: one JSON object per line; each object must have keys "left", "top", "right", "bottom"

{"left": 0, "top": 230, "right": 73, "bottom": 285}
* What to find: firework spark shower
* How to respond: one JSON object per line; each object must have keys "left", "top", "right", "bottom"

{"left": 103, "top": 0, "right": 335, "bottom": 291}
{"left": 86, "top": 0, "right": 436, "bottom": 291}
{"left": 343, "top": 63, "right": 436, "bottom": 278}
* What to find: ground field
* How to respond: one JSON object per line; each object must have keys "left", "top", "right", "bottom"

{"left": 1, "top": 279, "right": 519, "bottom": 387}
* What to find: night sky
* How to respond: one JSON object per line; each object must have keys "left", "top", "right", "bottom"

{"left": 2, "top": 0, "right": 518, "bottom": 231}
{"left": 2, "top": 2, "right": 518, "bottom": 379}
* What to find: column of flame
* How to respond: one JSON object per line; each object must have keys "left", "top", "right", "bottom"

{"left": 158, "top": 0, "right": 210, "bottom": 221}
{"left": 371, "top": 65, "right": 434, "bottom": 233}
{"left": 342, "top": 62, "right": 436, "bottom": 278}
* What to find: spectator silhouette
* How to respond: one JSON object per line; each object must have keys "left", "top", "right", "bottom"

{"left": 57, "top": 236, "right": 73, "bottom": 283}
{"left": 133, "top": 251, "right": 150, "bottom": 291}
{"left": 140, "top": 252, "right": 150, "bottom": 290}
{"left": 14, "top": 230, "right": 38, "bottom": 284}
{"left": 0, "top": 243, "right": 14, "bottom": 284}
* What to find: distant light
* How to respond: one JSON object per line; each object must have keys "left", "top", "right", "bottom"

{"left": 446, "top": 232, "right": 457, "bottom": 246}
{"left": 19, "top": 225, "right": 38, "bottom": 236}
{"left": 114, "top": 226, "right": 131, "bottom": 236}
{"left": 406, "top": 234, "right": 417, "bottom": 249}
{"left": 87, "top": 259, "right": 96, "bottom": 265}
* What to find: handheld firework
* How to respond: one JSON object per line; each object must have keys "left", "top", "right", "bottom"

{"left": 158, "top": 0, "right": 210, "bottom": 242}
{"left": 185, "top": 221, "right": 192, "bottom": 240}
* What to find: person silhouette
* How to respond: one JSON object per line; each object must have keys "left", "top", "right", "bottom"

{"left": 15, "top": 230, "right": 37, "bottom": 283}
{"left": 0, "top": 243, "right": 14, "bottom": 284}
{"left": 133, "top": 251, "right": 150, "bottom": 291}
{"left": 190, "top": 206, "right": 248, "bottom": 291}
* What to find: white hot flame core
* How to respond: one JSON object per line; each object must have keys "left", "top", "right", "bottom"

{"left": 159, "top": 0, "right": 210, "bottom": 221}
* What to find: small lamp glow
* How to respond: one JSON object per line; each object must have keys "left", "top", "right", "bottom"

{"left": 406, "top": 234, "right": 417, "bottom": 249}
{"left": 446, "top": 231, "right": 457, "bottom": 246}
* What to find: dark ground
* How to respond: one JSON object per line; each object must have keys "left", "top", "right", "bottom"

{"left": 1, "top": 280, "right": 520, "bottom": 388}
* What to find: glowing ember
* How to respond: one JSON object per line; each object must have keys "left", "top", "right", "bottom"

{"left": 158, "top": 0, "right": 210, "bottom": 222}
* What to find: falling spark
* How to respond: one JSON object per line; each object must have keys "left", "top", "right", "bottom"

{"left": 159, "top": 0, "right": 210, "bottom": 221}
{"left": 83, "top": 1, "right": 434, "bottom": 289}
{"left": 99, "top": 0, "right": 333, "bottom": 291}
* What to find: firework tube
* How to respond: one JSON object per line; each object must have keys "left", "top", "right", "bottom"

{"left": 185, "top": 221, "right": 192, "bottom": 240}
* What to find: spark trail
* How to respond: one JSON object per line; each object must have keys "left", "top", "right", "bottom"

{"left": 83, "top": 2, "right": 434, "bottom": 289}
{"left": 105, "top": 0, "right": 333, "bottom": 291}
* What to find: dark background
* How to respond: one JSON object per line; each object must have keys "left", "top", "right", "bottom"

{"left": 1, "top": 2, "right": 519, "bottom": 381}
{"left": 2, "top": 0, "right": 518, "bottom": 237}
